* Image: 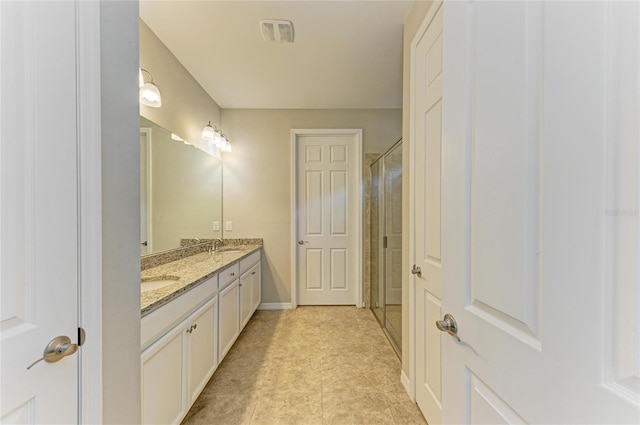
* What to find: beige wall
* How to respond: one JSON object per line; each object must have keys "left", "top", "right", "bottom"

{"left": 139, "top": 20, "right": 222, "bottom": 153}
{"left": 402, "top": 0, "right": 434, "bottom": 376}
{"left": 221, "top": 109, "right": 401, "bottom": 304}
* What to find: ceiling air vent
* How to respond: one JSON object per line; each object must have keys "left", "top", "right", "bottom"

{"left": 260, "top": 20, "right": 294, "bottom": 43}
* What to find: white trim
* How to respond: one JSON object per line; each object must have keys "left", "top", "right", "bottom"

{"left": 408, "top": 0, "right": 443, "bottom": 405}
{"left": 401, "top": 369, "right": 412, "bottom": 400}
{"left": 290, "top": 129, "right": 364, "bottom": 308}
{"left": 258, "top": 303, "right": 295, "bottom": 310}
{"left": 76, "top": 1, "right": 102, "bottom": 423}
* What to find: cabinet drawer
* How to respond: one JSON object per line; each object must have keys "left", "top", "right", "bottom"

{"left": 141, "top": 276, "right": 217, "bottom": 350}
{"left": 240, "top": 251, "right": 260, "bottom": 274}
{"left": 218, "top": 263, "right": 239, "bottom": 290}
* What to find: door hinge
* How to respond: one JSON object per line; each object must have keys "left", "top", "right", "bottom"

{"left": 383, "top": 236, "right": 388, "bottom": 248}
{"left": 78, "top": 327, "right": 86, "bottom": 347}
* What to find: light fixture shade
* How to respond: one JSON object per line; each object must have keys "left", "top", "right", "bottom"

{"left": 219, "top": 135, "right": 232, "bottom": 152}
{"left": 139, "top": 68, "right": 144, "bottom": 88}
{"left": 213, "top": 130, "right": 223, "bottom": 147}
{"left": 202, "top": 121, "right": 215, "bottom": 141}
{"left": 140, "top": 82, "right": 162, "bottom": 107}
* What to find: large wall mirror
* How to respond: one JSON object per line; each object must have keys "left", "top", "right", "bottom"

{"left": 140, "top": 116, "right": 222, "bottom": 256}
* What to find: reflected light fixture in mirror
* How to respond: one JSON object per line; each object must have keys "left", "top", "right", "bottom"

{"left": 139, "top": 68, "right": 162, "bottom": 108}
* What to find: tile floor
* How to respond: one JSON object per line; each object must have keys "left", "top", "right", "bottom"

{"left": 182, "top": 306, "right": 427, "bottom": 425}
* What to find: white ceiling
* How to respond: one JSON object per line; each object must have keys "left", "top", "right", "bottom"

{"left": 139, "top": 1, "right": 413, "bottom": 109}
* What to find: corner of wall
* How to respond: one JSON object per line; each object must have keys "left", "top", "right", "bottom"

{"left": 100, "top": 1, "right": 141, "bottom": 423}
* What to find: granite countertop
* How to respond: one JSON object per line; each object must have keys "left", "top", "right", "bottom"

{"left": 140, "top": 244, "right": 262, "bottom": 316}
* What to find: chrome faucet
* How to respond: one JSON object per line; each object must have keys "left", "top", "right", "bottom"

{"left": 214, "top": 238, "right": 224, "bottom": 251}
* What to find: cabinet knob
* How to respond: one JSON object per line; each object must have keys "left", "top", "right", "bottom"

{"left": 230, "top": 272, "right": 235, "bottom": 276}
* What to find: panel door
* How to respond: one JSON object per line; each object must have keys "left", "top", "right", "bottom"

{"left": 412, "top": 2, "right": 444, "bottom": 423}
{"left": 250, "top": 262, "right": 262, "bottom": 312}
{"left": 441, "top": 1, "right": 640, "bottom": 423}
{"left": 240, "top": 272, "right": 253, "bottom": 328}
{"left": 187, "top": 297, "right": 217, "bottom": 405}
{"left": 1, "top": 1, "right": 80, "bottom": 422}
{"left": 296, "top": 132, "right": 360, "bottom": 305}
{"left": 141, "top": 323, "right": 187, "bottom": 425}
{"left": 219, "top": 280, "right": 240, "bottom": 361}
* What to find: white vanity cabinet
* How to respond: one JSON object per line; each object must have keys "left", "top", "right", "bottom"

{"left": 141, "top": 276, "right": 218, "bottom": 425}
{"left": 141, "top": 248, "right": 262, "bottom": 424}
{"left": 239, "top": 252, "right": 261, "bottom": 328}
{"left": 186, "top": 298, "right": 218, "bottom": 404}
{"left": 218, "top": 263, "right": 240, "bottom": 361}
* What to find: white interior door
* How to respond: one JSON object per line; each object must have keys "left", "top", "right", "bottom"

{"left": 140, "top": 129, "right": 151, "bottom": 255}
{"left": 1, "top": 1, "right": 80, "bottom": 422}
{"left": 411, "top": 2, "right": 443, "bottom": 423}
{"left": 294, "top": 130, "right": 362, "bottom": 306}
{"left": 441, "top": 1, "right": 640, "bottom": 423}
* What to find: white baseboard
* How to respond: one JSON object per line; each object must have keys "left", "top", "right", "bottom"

{"left": 258, "top": 302, "right": 294, "bottom": 310}
{"left": 401, "top": 369, "right": 413, "bottom": 401}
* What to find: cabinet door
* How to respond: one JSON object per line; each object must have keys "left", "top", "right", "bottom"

{"left": 141, "top": 323, "right": 187, "bottom": 425}
{"left": 219, "top": 279, "right": 240, "bottom": 361}
{"left": 239, "top": 272, "right": 253, "bottom": 328}
{"left": 187, "top": 296, "right": 218, "bottom": 404}
{"left": 250, "top": 262, "right": 262, "bottom": 313}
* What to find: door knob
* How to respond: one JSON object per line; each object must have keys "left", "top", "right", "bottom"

{"left": 436, "top": 314, "right": 461, "bottom": 342}
{"left": 298, "top": 240, "right": 308, "bottom": 245}
{"left": 141, "top": 241, "right": 148, "bottom": 246}
{"left": 26, "top": 336, "right": 78, "bottom": 370}
{"left": 411, "top": 264, "right": 422, "bottom": 277}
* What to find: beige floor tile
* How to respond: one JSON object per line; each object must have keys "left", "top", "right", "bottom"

{"left": 180, "top": 306, "right": 425, "bottom": 425}
{"left": 322, "top": 390, "right": 395, "bottom": 425}
{"left": 251, "top": 391, "right": 323, "bottom": 425}
{"left": 389, "top": 400, "right": 428, "bottom": 425}
{"left": 181, "top": 393, "right": 258, "bottom": 425}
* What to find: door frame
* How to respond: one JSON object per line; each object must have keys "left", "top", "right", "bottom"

{"left": 77, "top": 1, "right": 103, "bottom": 422}
{"left": 140, "top": 127, "right": 153, "bottom": 254}
{"left": 290, "top": 129, "right": 363, "bottom": 309}
{"left": 407, "top": 0, "right": 442, "bottom": 402}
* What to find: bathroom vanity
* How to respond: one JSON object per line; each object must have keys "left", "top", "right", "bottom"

{"left": 140, "top": 241, "right": 262, "bottom": 425}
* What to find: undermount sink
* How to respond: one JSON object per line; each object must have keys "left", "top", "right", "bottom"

{"left": 214, "top": 248, "right": 243, "bottom": 253}
{"left": 141, "top": 275, "right": 180, "bottom": 293}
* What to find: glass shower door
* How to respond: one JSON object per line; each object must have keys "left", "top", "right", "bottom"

{"left": 369, "top": 140, "right": 402, "bottom": 353}
{"left": 383, "top": 143, "right": 402, "bottom": 349}
{"left": 370, "top": 160, "right": 384, "bottom": 325}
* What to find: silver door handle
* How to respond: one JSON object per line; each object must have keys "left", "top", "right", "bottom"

{"left": 436, "top": 314, "right": 461, "bottom": 342}
{"left": 411, "top": 264, "right": 422, "bottom": 277}
{"left": 298, "top": 240, "right": 308, "bottom": 245}
{"left": 141, "top": 241, "right": 148, "bottom": 246}
{"left": 27, "top": 336, "right": 78, "bottom": 370}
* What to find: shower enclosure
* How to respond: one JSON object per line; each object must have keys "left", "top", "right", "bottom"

{"left": 370, "top": 139, "right": 402, "bottom": 354}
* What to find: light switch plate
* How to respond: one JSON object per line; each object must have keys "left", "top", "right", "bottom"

{"left": 225, "top": 221, "right": 233, "bottom": 231}
{"left": 213, "top": 221, "right": 220, "bottom": 231}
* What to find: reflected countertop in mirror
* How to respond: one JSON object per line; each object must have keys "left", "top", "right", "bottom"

{"left": 140, "top": 116, "right": 222, "bottom": 256}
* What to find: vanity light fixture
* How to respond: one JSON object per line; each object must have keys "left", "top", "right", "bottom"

{"left": 219, "top": 134, "right": 232, "bottom": 152}
{"left": 202, "top": 121, "right": 217, "bottom": 141}
{"left": 139, "top": 69, "right": 162, "bottom": 108}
